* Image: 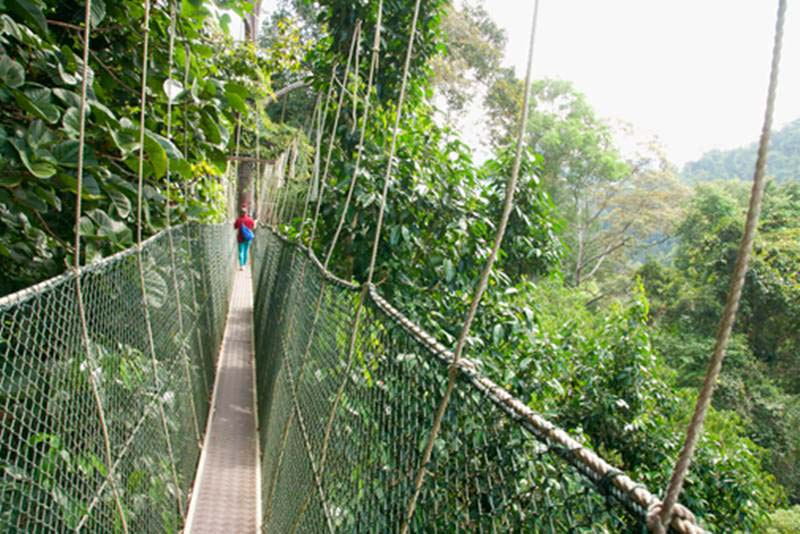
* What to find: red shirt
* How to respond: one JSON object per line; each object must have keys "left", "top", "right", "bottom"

{"left": 234, "top": 215, "right": 255, "bottom": 243}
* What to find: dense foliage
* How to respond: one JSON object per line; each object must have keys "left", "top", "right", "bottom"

{"left": 640, "top": 181, "right": 800, "bottom": 504}
{"left": 1, "top": 0, "right": 797, "bottom": 531}
{"left": 0, "top": 0, "right": 300, "bottom": 296}
{"left": 277, "top": 0, "right": 790, "bottom": 531}
{"left": 682, "top": 118, "right": 800, "bottom": 183}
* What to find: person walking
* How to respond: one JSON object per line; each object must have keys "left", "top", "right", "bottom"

{"left": 234, "top": 206, "right": 255, "bottom": 270}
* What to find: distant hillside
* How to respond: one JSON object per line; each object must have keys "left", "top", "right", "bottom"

{"left": 682, "top": 118, "right": 800, "bottom": 183}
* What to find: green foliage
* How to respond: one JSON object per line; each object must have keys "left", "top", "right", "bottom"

{"left": 683, "top": 118, "right": 800, "bottom": 183}
{"left": 0, "top": 0, "right": 301, "bottom": 296}
{"left": 279, "top": 1, "right": 785, "bottom": 530}
{"left": 431, "top": 1, "right": 507, "bottom": 117}
{"left": 640, "top": 181, "right": 800, "bottom": 504}
{"left": 766, "top": 506, "right": 800, "bottom": 533}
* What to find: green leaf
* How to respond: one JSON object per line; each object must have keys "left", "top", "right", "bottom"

{"left": 105, "top": 185, "right": 131, "bottom": 218}
{"left": 52, "top": 140, "right": 96, "bottom": 168}
{"left": 0, "top": 55, "right": 24, "bottom": 88}
{"left": 88, "top": 208, "right": 126, "bottom": 240}
{"left": 78, "top": 215, "right": 94, "bottom": 236}
{"left": 57, "top": 62, "right": 78, "bottom": 85}
{"left": 90, "top": 100, "right": 116, "bottom": 124}
{"left": 148, "top": 131, "right": 182, "bottom": 160}
{"left": 163, "top": 79, "right": 183, "bottom": 103}
{"left": 14, "top": 86, "right": 60, "bottom": 124}
{"left": 224, "top": 92, "right": 247, "bottom": 114}
{"left": 9, "top": 138, "right": 54, "bottom": 178}
{"left": 33, "top": 185, "right": 60, "bottom": 210}
{"left": 25, "top": 119, "right": 52, "bottom": 148}
{"left": 199, "top": 109, "right": 222, "bottom": 145}
{"left": 62, "top": 107, "right": 81, "bottom": 136}
{"left": 52, "top": 88, "right": 82, "bottom": 108}
{"left": 0, "top": 174, "right": 22, "bottom": 188}
{"left": 81, "top": 172, "right": 102, "bottom": 199}
{"left": 90, "top": 0, "right": 106, "bottom": 28}
{"left": 143, "top": 132, "right": 167, "bottom": 178}
{"left": 26, "top": 160, "right": 55, "bottom": 178}
{"left": 6, "top": 0, "right": 48, "bottom": 37}
{"left": 143, "top": 267, "right": 168, "bottom": 308}
{"left": 170, "top": 159, "right": 192, "bottom": 179}
{"left": 13, "top": 186, "right": 46, "bottom": 210}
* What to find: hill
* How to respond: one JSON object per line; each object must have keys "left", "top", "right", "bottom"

{"left": 682, "top": 118, "right": 800, "bottom": 182}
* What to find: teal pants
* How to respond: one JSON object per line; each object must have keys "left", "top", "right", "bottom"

{"left": 238, "top": 241, "right": 251, "bottom": 267}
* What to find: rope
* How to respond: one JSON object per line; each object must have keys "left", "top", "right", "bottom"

{"left": 651, "top": 1, "right": 788, "bottom": 532}
{"left": 401, "top": 1, "right": 540, "bottom": 530}
{"left": 352, "top": 27, "right": 361, "bottom": 132}
{"left": 163, "top": 0, "right": 202, "bottom": 445}
{"left": 71, "top": 1, "right": 129, "bottom": 530}
{"left": 308, "top": 20, "right": 362, "bottom": 247}
{"left": 134, "top": 0, "right": 184, "bottom": 516}
{"left": 233, "top": 114, "right": 243, "bottom": 217}
{"left": 365, "top": 0, "right": 422, "bottom": 285}
{"left": 293, "top": 5, "right": 388, "bottom": 522}
{"left": 323, "top": 0, "right": 384, "bottom": 269}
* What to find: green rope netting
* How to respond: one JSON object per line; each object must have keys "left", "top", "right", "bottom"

{"left": 252, "top": 229, "right": 660, "bottom": 534}
{"left": 0, "top": 224, "right": 235, "bottom": 533}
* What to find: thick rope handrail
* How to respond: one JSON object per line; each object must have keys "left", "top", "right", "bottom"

{"left": 651, "top": 0, "right": 788, "bottom": 532}
{"left": 134, "top": 0, "right": 184, "bottom": 516}
{"left": 401, "top": 2, "right": 539, "bottom": 530}
{"left": 258, "top": 222, "right": 706, "bottom": 534}
{"left": 71, "top": 1, "right": 129, "bottom": 530}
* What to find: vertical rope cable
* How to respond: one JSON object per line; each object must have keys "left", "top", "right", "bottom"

{"left": 400, "top": 1, "right": 540, "bottom": 531}
{"left": 71, "top": 1, "right": 130, "bottom": 530}
{"left": 651, "top": 1, "right": 788, "bottom": 532}
{"left": 309, "top": 2, "right": 386, "bottom": 514}
{"left": 323, "top": 0, "right": 384, "bottom": 269}
{"left": 163, "top": 0, "right": 202, "bottom": 445}
{"left": 365, "top": 0, "right": 422, "bottom": 285}
{"left": 298, "top": 67, "right": 337, "bottom": 240}
{"left": 308, "top": 20, "right": 361, "bottom": 247}
{"left": 134, "top": 0, "right": 185, "bottom": 517}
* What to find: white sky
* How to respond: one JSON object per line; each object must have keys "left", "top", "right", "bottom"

{"left": 254, "top": 1, "right": 800, "bottom": 167}
{"left": 483, "top": 0, "right": 800, "bottom": 166}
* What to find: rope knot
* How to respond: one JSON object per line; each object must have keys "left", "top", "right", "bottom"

{"left": 647, "top": 501, "right": 698, "bottom": 533}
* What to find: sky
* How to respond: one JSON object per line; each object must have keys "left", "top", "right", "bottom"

{"left": 253, "top": 1, "right": 799, "bottom": 167}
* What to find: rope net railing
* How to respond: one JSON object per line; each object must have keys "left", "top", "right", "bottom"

{"left": 252, "top": 228, "right": 704, "bottom": 534}
{"left": 0, "top": 224, "right": 235, "bottom": 533}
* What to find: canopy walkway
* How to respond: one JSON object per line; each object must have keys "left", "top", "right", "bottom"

{"left": 0, "top": 0, "right": 789, "bottom": 531}
{"left": 0, "top": 222, "right": 702, "bottom": 533}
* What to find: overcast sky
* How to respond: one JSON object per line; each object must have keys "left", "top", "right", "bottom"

{"left": 255, "top": 1, "right": 799, "bottom": 167}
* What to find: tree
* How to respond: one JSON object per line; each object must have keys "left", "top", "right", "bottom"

{"left": 640, "top": 181, "right": 800, "bottom": 504}
{"left": 0, "top": 0, "right": 301, "bottom": 295}
{"left": 430, "top": 1, "right": 506, "bottom": 124}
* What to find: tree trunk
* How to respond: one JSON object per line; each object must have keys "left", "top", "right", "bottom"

{"left": 238, "top": 160, "right": 256, "bottom": 212}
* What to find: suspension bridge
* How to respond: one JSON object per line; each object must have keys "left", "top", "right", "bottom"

{"left": 0, "top": 0, "right": 789, "bottom": 532}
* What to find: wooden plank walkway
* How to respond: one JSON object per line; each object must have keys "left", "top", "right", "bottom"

{"left": 185, "top": 266, "right": 260, "bottom": 533}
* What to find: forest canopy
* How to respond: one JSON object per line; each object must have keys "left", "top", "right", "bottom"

{"left": 1, "top": 0, "right": 798, "bottom": 531}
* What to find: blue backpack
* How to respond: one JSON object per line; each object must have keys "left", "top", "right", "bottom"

{"left": 241, "top": 225, "right": 254, "bottom": 242}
